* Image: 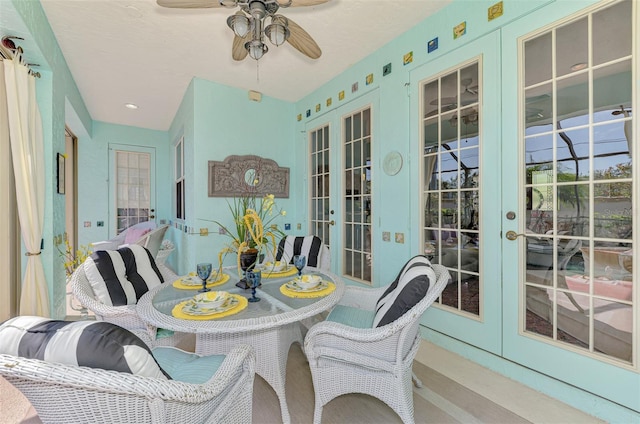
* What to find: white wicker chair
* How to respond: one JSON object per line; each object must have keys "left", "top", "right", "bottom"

{"left": 70, "top": 259, "right": 187, "bottom": 347}
{"left": 304, "top": 262, "right": 449, "bottom": 424}
{"left": 0, "top": 344, "right": 255, "bottom": 424}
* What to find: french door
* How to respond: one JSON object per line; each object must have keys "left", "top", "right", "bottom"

{"left": 502, "top": 0, "right": 638, "bottom": 412}
{"left": 412, "top": 32, "right": 502, "bottom": 354}
{"left": 108, "top": 145, "right": 156, "bottom": 236}
{"left": 306, "top": 93, "right": 377, "bottom": 281}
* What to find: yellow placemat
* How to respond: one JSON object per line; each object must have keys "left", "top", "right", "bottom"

{"left": 171, "top": 294, "right": 248, "bottom": 320}
{"left": 280, "top": 281, "right": 336, "bottom": 298}
{"left": 172, "top": 273, "right": 230, "bottom": 290}
{"left": 261, "top": 266, "right": 298, "bottom": 279}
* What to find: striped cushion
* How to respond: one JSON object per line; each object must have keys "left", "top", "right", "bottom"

{"left": 275, "top": 235, "right": 324, "bottom": 268}
{"left": 0, "top": 316, "right": 169, "bottom": 379}
{"left": 373, "top": 255, "right": 436, "bottom": 327}
{"left": 84, "top": 244, "right": 164, "bottom": 306}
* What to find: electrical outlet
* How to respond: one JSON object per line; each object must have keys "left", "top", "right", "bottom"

{"left": 200, "top": 228, "right": 209, "bottom": 236}
{"left": 84, "top": 221, "right": 91, "bottom": 227}
{"left": 382, "top": 231, "right": 390, "bottom": 242}
{"left": 218, "top": 227, "right": 227, "bottom": 235}
{"left": 395, "top": 232, "right": 405, "bottom": 244}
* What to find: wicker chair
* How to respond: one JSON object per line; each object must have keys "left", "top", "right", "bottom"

{"left": 304, "top": 262, "right": 449, "bottom": 424}
{"left": 91, "top": 221, "right": 157, "bottom": 251}
{"left": 0, "top": 344, "right": 255, "bottom": 424}
{"left": 70, "top": 258, "right": 186, "bottom": 347}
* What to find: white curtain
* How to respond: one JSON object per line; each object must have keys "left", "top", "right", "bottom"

{"left": 2, "top": 55, "right": 49, "bottom": 316}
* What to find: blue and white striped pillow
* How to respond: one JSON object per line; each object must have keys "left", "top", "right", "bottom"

{"left": 0, "top": 316, "right": 169, "bottom": 379}
{"left": 84, "top": 244, "right": 163, "bottom": 306}
{"left": 275, "top": 235, "right": 324, "bottom": 268}
{"left": 373, "top": 255, "right": 436, "bottom": 327}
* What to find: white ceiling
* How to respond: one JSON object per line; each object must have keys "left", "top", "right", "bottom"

{"left": 34, "top": 0, "right": 452, "bottom": 131}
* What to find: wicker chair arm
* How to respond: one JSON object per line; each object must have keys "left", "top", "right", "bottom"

{"left": 0, "top": 344, "right": 254, "bottom": 403}
{"left": 311, "top": 346, "right": 397, "bottom": 373}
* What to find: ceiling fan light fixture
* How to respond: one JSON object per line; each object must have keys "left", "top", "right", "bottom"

{"left": 227, "top": 14, "right": 251, "bottom": 37}
{"left": 246, "top": 40, "right": 268, "bottom": 60}
{"left": 265, "top": 22, "right": 289, "bottom": 46}
{"left": 276, "top": 0, "right": 292, "bottom": 7}
{"left": 219, "top": 0, "right": 238, "bottom": 7}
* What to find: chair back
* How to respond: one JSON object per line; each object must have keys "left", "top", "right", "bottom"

{"left": 135, "top": 224, "right": 169, "bottom": 258}
{"left": 275, "top": 235, "right": 330, "bottom": 269}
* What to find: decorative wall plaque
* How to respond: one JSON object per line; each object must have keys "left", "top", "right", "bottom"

{"left": 208, "top": 155, "right": 290, "bottom": 198}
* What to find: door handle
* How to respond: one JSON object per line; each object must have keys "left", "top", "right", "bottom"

{"left": 329, "top": 220, "right": 336, "bottom": 226}
{"left": 149, "top": 215, "right": 156, "bottom": 219}
{"left": 505, "top": 230, "right": 525, "bottom": 241}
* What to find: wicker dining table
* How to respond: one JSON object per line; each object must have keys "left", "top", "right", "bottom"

{"left": 137, "top": 266, "right": 344, "bottom": 424}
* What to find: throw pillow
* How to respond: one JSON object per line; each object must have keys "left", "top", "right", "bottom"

{"left": 84, "top": 244, "right": 163, "bottom": 306}
{"left": 373, "top": 255, "right": 436, "bottom": 327}
{"left": 124, "top": 227, "right": 152, "bottom": 244}
{"left": 0, "top": 316, "right": 169, "bottom": 379}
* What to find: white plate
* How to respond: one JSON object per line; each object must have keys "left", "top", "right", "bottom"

{"left": 285, "top": 278, "right": 328, "bottom": 293}
{"left": 260, "top": 261, "right": 288, "bottom": 273}
{"left": 193, "top": 291, "right": 229, "bottom": 309}
{"left": 181, "top": 295, "right": 238, "bottom": 316}
{"left": 178, "top": 271, "right": 223, "bottom": 286}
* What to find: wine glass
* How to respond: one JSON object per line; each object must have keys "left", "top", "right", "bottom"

{"left": 197, "top": 263, "right": 213, "bottom": 293}
{"left": 247, "top": 270, "right": 261, "bottom": 302}
{"left": 293, "top": 255, "right": 306, "bottom": 278}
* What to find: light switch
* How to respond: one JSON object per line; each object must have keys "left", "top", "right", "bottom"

{"left": 395, "top": 232, "right": 405, "bottom": 244}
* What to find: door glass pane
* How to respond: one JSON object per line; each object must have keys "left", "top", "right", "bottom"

{"left": 309, "top": 124, "right": 331, "bottom": 250}
{"left": 421, "top": 60, "right": 481, "bottom": 316}
{"left": 521, "top": 0, "right": 634, "bottom": 364}
{"left": 115, "top": 151, "right": 151, "bottom": 234}
{"left": 343, "top": 108, "right": 372, "bottom": 283}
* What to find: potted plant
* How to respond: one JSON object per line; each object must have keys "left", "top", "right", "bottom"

{"left": 207, "top": 193, "right": 286, "bottom": 286}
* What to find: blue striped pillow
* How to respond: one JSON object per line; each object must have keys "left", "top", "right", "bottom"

{"left": 373, "top": 255, "right": 436, "bottom": 327}
{"left": 0, "top": 316, "right": 169, "bottom": 379}
{"left": 84, "top": 244, "right": 163, "bottom": 306}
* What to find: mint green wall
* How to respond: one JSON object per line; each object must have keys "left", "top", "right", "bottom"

{"left": 168, "top": 77, "right": 295, "bottom": 275}
{"left": 77, "top": 121, "right": 170, "bottom": 245}
{"left": 294, "top": 0, "right": 552, "bottom": 286}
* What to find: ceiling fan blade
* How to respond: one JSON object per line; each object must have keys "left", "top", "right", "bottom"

{"left": 156, "top": 0, "right": 222, "bottom": 8}
{"left": 232, "top": 33, "right": 250, "bottom": 61}
{"left": 289, "top": 0, "right": 331, "bottom": 6}
{"left": 286, "top": 17, "right": 321, "bottom": 59}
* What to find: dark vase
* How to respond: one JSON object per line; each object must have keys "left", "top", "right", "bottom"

{"left": 239, "top": 248, "right": 259, "bottom": 271}
{"left": 237, "top": 248, "right": 259, "bottom": 289}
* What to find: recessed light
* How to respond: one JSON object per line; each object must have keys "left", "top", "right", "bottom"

{"left": 125, "top": 103, "right": 138, "bottom": 110}
{"left": 570, "top": 62, "right": 588, "bottom": 71}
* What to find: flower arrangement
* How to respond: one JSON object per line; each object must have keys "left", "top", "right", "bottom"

{"left": 208, "top": 193, "right": 286, "bottom": 274}
{"left": 54, "top": 233, "right": 93, "bottom": 278}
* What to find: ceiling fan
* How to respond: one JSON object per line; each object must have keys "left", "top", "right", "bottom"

{"left": 430, "top": 78, "right": 479, "bottom": 107}
{"left": 156, "top": 0, "right": 329, "bottom": 61}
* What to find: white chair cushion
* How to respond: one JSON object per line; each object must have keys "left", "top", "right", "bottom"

{"left": 0, "top": 316, "right": 169, "bottom": 379}
{"left": 84, "top": 244, "right": 164, "bottom": 306}
{"left": 373, "top": 255, "right": 437, "bottom": 327}
{"left": 152, "top": 347, "right": 226, "bottom": 384}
